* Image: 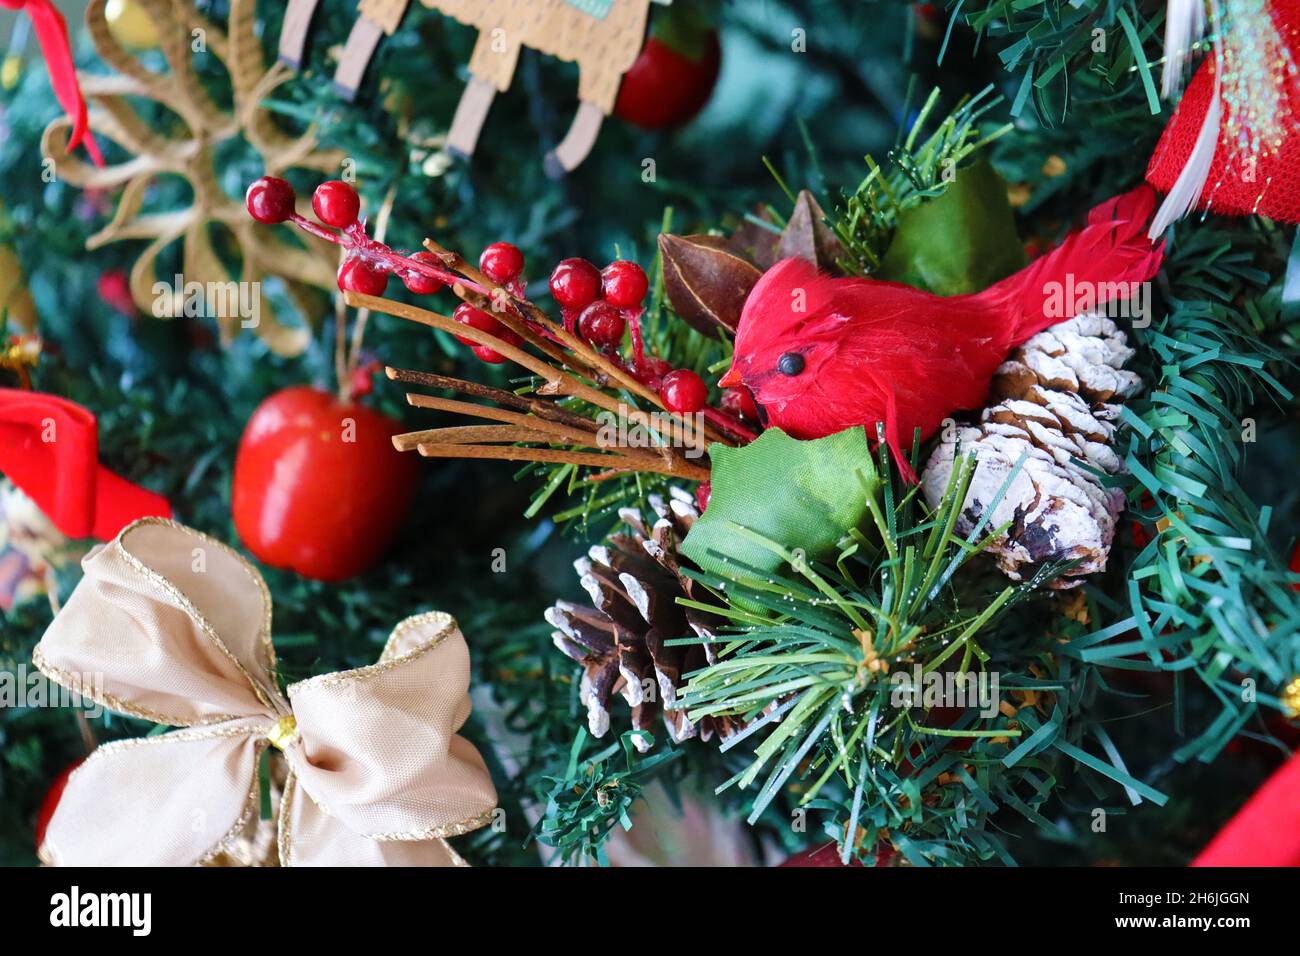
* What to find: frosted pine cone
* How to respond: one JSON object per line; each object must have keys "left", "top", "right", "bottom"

{"left": 921, "top": 313, "right": 1143, "bottom": 588}
{"left": 546, "top": 488, "right": 743, "bottom": 750}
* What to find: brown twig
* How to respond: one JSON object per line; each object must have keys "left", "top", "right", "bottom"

{"left": 385, "top": 366, "right": 598, "bottom": 433}
{"left": 400, "top": 393, "right": 671, "bottom": 467}
{"left": 421, "top": 238, "right": 731, "bottom": 445}
{"left": 395, "top": 424, "right": 588, "bottom": 448}
{"left": 350, "top": 291, "right": 715, "bottom": 459}
{"left": 415, "top": 442, "right": 711, "bottom": 481}
{"left": 451, "top": 280, "right": 592, "bottom": 376}
{"left": 400, "top": 394, "right": 700, "bottom": 475}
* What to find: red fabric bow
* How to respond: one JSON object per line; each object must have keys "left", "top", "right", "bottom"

{"left": 0, "top": 388, "right": 171, "bottom": 539}
{"left": 1, "top": 0, "right": 104, "bottom": 166}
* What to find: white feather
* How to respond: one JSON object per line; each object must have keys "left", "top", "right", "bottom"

{"left": 1149, "top": 65, "right": 1222, "bottom": 237}
{"left": 1161, "top": 0, "right": 1208, "bottom": 98}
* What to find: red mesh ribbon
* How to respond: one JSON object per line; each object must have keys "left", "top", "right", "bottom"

{"left": 0, "top": 388, "right": 171, "bottom": 539}
{"left": 1193, "top": 750, "right": 1300, "bottom": 866}
{"left": 0, "top": 0, "right": 104, "bottom": 166}
{"left": 1146, "top": 0, "right": 1300, "bottom": 223}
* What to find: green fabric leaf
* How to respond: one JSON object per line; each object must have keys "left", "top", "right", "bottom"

{"left": 876, "top": 160, "right": 1027, "bottom": 295}
{"left": 682, "top": 427, "right": 876, "bottom": 582}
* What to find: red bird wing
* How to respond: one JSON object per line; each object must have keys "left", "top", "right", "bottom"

{"left": 981, "top": 184, "right": 1163, "bottom": 344}
{"left": 745, "top": 262, "right": 1005, "bottom": 481}
{"left": 823, "top": 282, "right": 1003, "bottom": 480}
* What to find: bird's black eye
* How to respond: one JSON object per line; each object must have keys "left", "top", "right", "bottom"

{"left": 777, "top": 352, "right": 805, "bottom": 376}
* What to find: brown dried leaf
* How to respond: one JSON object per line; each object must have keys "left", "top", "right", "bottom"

{"left": 727, "top": 208, "right": 782, "bottom": 271}
{"left": 777, "top": 190, "right": 844, "bottom": 271}
{"left": 658, "top": 233, "right": 762, "bottom": 335}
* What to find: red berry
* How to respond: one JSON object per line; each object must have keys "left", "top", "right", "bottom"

{"left": 312, "top": 180, "right": 360, "bottom": 228}
{"left": 549, "top": 258, "right": 602, "bottom": 310}
{"left": 601, "top": 260, "right": 648, "bottom": 308}
{"left": 642, "top": 356, "right": 673, "bottom": 384}
{"left": 403, "top": 251, "right": 444, "bottom": 295}
{"left": 695, "top": 481, "right": 711, "bottom": 512}
{"left": 660, "top": 369, "right": 708, "bottom": 413}
{"left": 577, "top": 300, "right": 626, "bottom": 348}
{"left": 245, "top": 176, "right": 296, "bottom": 224}
{"left": 452, "top": 302, "right": 500, "bottom": 345}
{"left": 479, "top": 242, "right": 525, "bottom": 284}
{"left": 471, "top": 343, "right": 511, "bottom": 364}
{"left": 452, "top": 302, "right": 522, "bottom": 354}
{"left": 337, "top": 255, "right": 388, "bottom": 296}
{"left": 722, "top": 386, "right": 760, "bottom": 422}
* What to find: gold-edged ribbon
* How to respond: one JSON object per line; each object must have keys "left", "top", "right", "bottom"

{"left": 32, "top": 517, "right": 497, "bottom": 867}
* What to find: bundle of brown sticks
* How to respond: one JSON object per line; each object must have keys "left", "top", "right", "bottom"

{"left": 348, "top": 238, "right": 750, "bottom": 484}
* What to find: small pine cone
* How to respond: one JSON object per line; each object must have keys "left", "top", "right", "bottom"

{"left": 921, "top": 313, "right": 1143, "bottom": 588}
{"left": 546, "top": 488, "right": 743, "bottom": 750}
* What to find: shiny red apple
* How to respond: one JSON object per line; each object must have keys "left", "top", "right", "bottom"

{"left": 35, "top": 758, "right": 84, "bottom": 853}
{"left": 614, "top": 23, "right": 721, "bottom": 131}
{"left": 779, "top": 841, "right": 893, "bottom": 866}
{"left": 232, "top": 386, "right": 418, "bottom": 581}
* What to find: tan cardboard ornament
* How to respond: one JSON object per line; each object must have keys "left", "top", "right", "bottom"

{"left": 278, "top": 0, "right": 662, "bottom": 176}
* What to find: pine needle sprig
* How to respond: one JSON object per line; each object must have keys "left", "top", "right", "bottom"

{"left": 830, "top": 84, "right": 1012, "bottom": 274}
{"left": 959, "top": 0, "right": 1166, "bottom": 121}
{"left": 528, "top": 729, "right": 681, "bottom": 866}
{"left": 670, "top": 443, "right": 1107, "bottom": 864}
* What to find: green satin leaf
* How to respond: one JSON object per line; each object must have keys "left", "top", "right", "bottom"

{"left": 876, "top": 160, "right": 1027, "bottom": 295}
{"left": 682, "top": 427, "right": 876, "bottom": 584}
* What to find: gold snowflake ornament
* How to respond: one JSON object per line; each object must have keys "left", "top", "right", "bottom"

{"left": 40, "top": 0, "right": 345, "bottom": 355}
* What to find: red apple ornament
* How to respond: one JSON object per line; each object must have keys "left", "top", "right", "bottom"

{"left": 779, "top": 842, "right": 894, "bottom": 866}
{"left": 614, "top": 8, "right": 721, "bottom": 130}
{"left": 232, "top": 386, "right": 418, "bottom": 581}
{"left": 35, "top": 758, "right": 84, "bottom": 854}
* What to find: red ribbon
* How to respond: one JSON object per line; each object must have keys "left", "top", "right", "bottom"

{"left": 1, "top": 0, "right": 104, "bottom": 166}
{"left": 1193, "top": 749, "right": 1300, "bottom": 867}
{"left": 0, "top": 388, "right": 171, "bottom": 540}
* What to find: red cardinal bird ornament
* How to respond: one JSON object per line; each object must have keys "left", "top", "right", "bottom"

{"left": 719, "top": 185, "right": 1164, "bottom": 481}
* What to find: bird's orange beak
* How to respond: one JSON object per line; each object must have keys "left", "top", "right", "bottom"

{"left": 717, "top": 366, "right": 743, "bottom": 389}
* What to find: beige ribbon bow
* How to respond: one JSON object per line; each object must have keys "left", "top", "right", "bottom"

{"left": 32, "top": 518, "right": 497, "bottom": 866}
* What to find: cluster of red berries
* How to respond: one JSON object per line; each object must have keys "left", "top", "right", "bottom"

{"left": 245, "top": 175, "right": 720, "bottom": 415}
{"left": 548, "top": 258, "right": 644, "bottom": 349}
{"left": 546, "top": 257, "right": 705, "bottom": 412}
{"left": 247, "top": 177, "right": 451, "bottom": 303}
{"left": 454, "top": 242, "right": 526, "bottom": 364}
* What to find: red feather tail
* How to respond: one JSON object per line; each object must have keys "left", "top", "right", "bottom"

{"left": 985, "top": 184, "right": 1165, "bottom": 344}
